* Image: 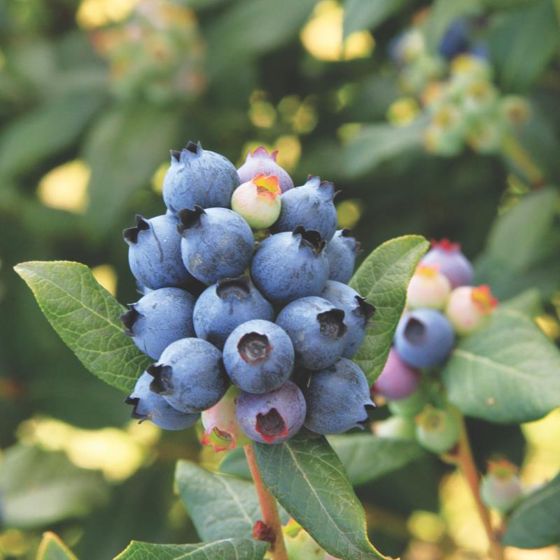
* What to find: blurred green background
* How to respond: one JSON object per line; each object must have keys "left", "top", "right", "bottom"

{"left": 0, "top": 0, "right": 559, "bottom": 558}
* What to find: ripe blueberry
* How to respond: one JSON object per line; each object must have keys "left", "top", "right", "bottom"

{"left": 177, "top": 206, "right": 254, "bottom": 285}
{"left": 274, "top": 176, "right": 337, "bottom": 241}
{"left": 231, "top": 174, "right": 282, "bottom": 229}
{"left": 123, "top": 214, "right": 195, "bottom": 290}
{"left": 394, "top": 309, "right": 455, "bottom": 368}
{"left": 325, "top": 229, "right": 359, "bottom": 284}
{"left": 373, "top": 348, "right": 421, "bottom": 400}
{"left": 320, "top": 280, "right": 375, "bottom": 358}
{"left": 304, "top": 358, "right": 373, "bottom": 434}
{"left": 445, "top": 285, "right": 497, "bottom": 336}
{"left": 276, "top": 296, "right": 347, "bottom": 371}
{"left": 163, "top": 141, "right": 239, "bottom": 213}
{"left": 236, "top": 381, "right": 306, "bottom": 444}
{"left": 407, "top": 264, "right": 451, "bottom": 310}
{"left": 421, "top": 239, "right": 474, "bottom": 288}
{"left": 193, "top": 276, "right": 274, "bottom": 349}
{"left": 121, "top": 287, "right": 195, "bottom": 360}
{"left": 148, "top": 337, "right": 228, "bottom": 413}
{"left": 223, "top": 320, "right": 294, "bottom": 394}
{"left": 237, "top": 146, "right": 294, "bottom": 193}
{"left": 126, "top": 372, "right": 199, "bottom": 431}
{"left": 251, "top": 227, "right": 329, "bottom": 305}
{"left": 415, "top": 405, "right": 460, "bottom": 454}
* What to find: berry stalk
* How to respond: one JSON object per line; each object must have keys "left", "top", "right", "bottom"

{"left": 244, "top": 444, "right": 289, "bottom": 560}
{"left": 454, "top": 415, "right": 504, "bottom": 560}
{"left": 501, "top": 134, "right": 545, "bottom": 189}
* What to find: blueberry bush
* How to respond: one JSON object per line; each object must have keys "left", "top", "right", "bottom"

{"left": 1, "top": 1, "right": 560, "bottom": 559}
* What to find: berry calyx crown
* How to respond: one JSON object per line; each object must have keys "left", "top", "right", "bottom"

{"left": 252, "top": 173, "right": 281, "bottom": 198}
{"left": 123, "top": 214, "right": 150, "bottom": 245}
{"left": 248, "top": 146, "right": 278, "bottom": 162}
{"left": 471, "top": 285, "right": 498, "bottom": 314}
{"left": 431, "top": 238, "right": 461, "bottom": 252}
{"left": 415, "top": 263, "right": 440, "bottom": 278}
{"left": 292, "top": 226, "right": 326, "bottom": 255}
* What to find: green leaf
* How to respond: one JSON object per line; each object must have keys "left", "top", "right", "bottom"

{"left": 343, "top": 0, "right": 407, "bottom": 39}
{"left": 14, "top": 261, "right": 149, "bottom": 393}
{"left": 328, "top": 434, "right": 426, "bottom": 486}
{"left": 489, "top": 0, "right": 560, "bottom": 91}
{"left": 341, "top": 122, "right": 424, "bottom": 179}
{"left": 502, "top": 473, "right": 560, "bottom": 548}
{"left": 174, "top": 461, "right": 262, "bottom": 541}
{"left": 254, "top": 435, "right": 389, "bottom": 560}
{"left": 219, "top": 448, "right": 251, "bottom": 480}
{"left": 500, "top": 289, "right": 544, "bottom": 318}
{"left": 0, "top": 93, "right": 104, "bottom": 179}
{"left": 0, "top": 444, "right": 108, "bottom": 529}
{"left": 442, "top": 309, "right": 560, "bottom": 423}
{"left": 115, "top": 539, "right": 268, "bottom": 560}
{"left": 83, "top": 104, "right": 180, "bottom": 233}
{"left": 37, "top": 532, "right": 77, "bottom": 560}
{"left": 349, "top": 235, "right": 429, "bottom": 384}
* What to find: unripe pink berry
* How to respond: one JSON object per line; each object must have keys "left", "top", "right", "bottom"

{"left": 407, "top": 264, "right": 451, "bottom": 310}
{"left": 200, "top": 388, "right": 245, "bottom": 452}
{"left": 373, "top": 348, "right": 420, "bottom": 400}
{"left": 231, "top": 173, "right": 282, "bottom": 229}
{"left": 237, "top": 146, "right": 294, "bottom": 193}
{"left": 445, "top": 285, "right": 497, "bottom": 336}
{"left": 480, "top": 459, "right": 523, "bottom": 513}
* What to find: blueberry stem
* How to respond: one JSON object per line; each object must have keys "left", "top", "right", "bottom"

{"left": 243, "top": 444, "right": 289, "bottom": 560}
{"left": 450, "top": 415, "right": 504, "bottom": 560}
{"left": 500, "top": 134, "right": 545, "bottom": 189}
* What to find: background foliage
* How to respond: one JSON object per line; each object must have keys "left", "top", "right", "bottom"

{"left": 0, "top": 0, "right": 559, "bottom": 558}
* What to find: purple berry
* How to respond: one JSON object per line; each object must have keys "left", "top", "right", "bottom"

{"left": 126, "top": 372, "right": 199, "bottom": 431}
{"left": 236, "top": 381, "right": 306, "bottom": 444}
{"left": 325, "top": 229, "right": 359, "bottom": 283}
{"left": 123, "top": 214, "right": 195, "bottom": 290}
{"left": 223, "top": 320, "right": 294, "bottom": 394}
{"left": 251, "top": 227, "right": 329, "bottom": 305}
{"left": 274, "top": 176, "right": 338, "bottom": 241}
{"left": 394, "top": 309, "right": 455, "bottom": 368}
{"left": 421, "top": 239, "right": 474, "bottom": 288}
{"left": 178, "top": 206, "right": 254, "bottom": 285}
{"left": 304, "top": 358, "right": 373, "bottom": 434}
{"left": 148, "top": 338, "right": 228, "bottom": 413}
{"left": 373, "top": 348, "right": 421, "bottom": 400}
{"left": 121, "top": 287, "right": 195, "bottom": 360}
{"left": 320, "top": 280, "right": 375, "bottom": 358}
{"left": 276, "top": 296, "right": 347, "bottom": 371}
{"left": 163, "top": 141, "right": 239, "bottom": 213}
{"left": 237, "top": 146, "right": 294, "bottom": 193}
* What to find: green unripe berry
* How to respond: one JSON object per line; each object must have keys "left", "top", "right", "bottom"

{"left": 480, "top": 459, "right": 523, "bottom": 514}
{"left": 373, "top": 415, "right": 416, "bottom": 441}
{"left": 231, "top": 173, "right": 282, "bottom": 229}
{"left": 415, "top": 405, "right": 460, "bottom": 454}
{"left": 388, "top": 387, "right": 428, "bottom": 418}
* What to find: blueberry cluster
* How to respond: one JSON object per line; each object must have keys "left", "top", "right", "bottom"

{"left": 123, "top": 142, "right": 375, "bottom": 446}
{"left": 373, "top": 240, "right": 498, "bottom": 453}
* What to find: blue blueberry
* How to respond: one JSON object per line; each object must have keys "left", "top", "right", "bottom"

{"left": 438, "top": 19, "right": 470, "bottom": 60}
{"left": 325, "top": 229, "right": 359, "bottom": 283}
{"left": 123, "top": 214, "right": 196, "bottom": 290}
{"left": 163, "top": 141, "right": 239, "bottom": 213}
{"left": 223, "top": 320, "right": 294, "bottom": 394}
{"left": 236, "top": 381, "right": 306, "bottom": 444}
{"left": 321, "top": 280, "right": 375, "bottom": 358}
{"left": 251, "top": 227, "right": 329, "bottom": 304}
{"left": 304, "top": 358, "right": 373, "bottom": 434}
{"left": 126, "top": 372, "right": 199, "bottom": 431}
{"left": 276, "top": 296, "right": 347, "bottom": 370}
{"left": 193, "top": 276, "right": 274, "bottom": 348}
{"left": 394, "top": 309, "right": 455, "bottom": 369}
{"left": 121, "top": 287, "right": 195, "bottom": 360}
{"left": 148, "top": 338, "right": 228, "bottom": 413}
{"left": 178, "top": 206, "right": 254, "bottom": 285}
{"left": 274, "top": 176, "right": 337, "bottom": 241}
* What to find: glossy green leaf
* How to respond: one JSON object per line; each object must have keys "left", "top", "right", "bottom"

{"left": 14, "top": 261, "right": 149, "bottom": 393}
{"left": 442, "top": 309, "right": 560, "bottom": 423}
{"left": 115, "top": 539, "right": 268, "bottom": 560}
{"left": 254, "top": 436, "right": 389, "bottom": 560}
{"left": 500, "top": 289, "right": 543, "bottom": 318}
{"left": 174, "top": 461, "right": 262, "bottom": 541}
{"left": 343, "top": 0, "right": 407, "bottom": 38}
{"left": 350, "top": 235, "right": 429, "bottom": 384}
{"left": 328, "top": 434, "right": 426, "bottom": 486}
{"left": 84, "top": 104, "right": 180, "bottom": 233}
{"left": 341, "top": 122, "right": 424, "bottom": 179}
{"left": 502, "top": 473, "right": 560, "bottom": 548}
{"left": 37, "top": 532, "right": 77, "bottom": 560}
{"left": 0, "top": 444, "right": 108, "bottom": 529}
